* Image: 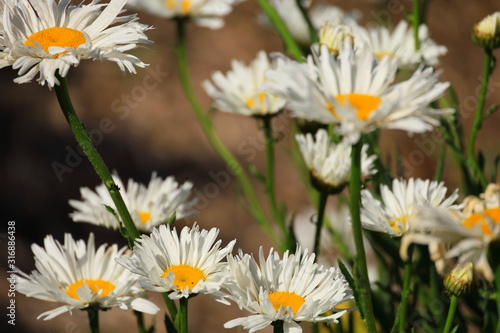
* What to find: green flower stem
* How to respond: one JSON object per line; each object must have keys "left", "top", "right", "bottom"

{"left": 495, "top": 264, "right": 500, "bottom": 333}
{"left": 256, "top": 0, "right": 304, "bottom": 61}
{"left": 261, "top": 116, "right": 287, "bottom": 237}
{"left": 162, "top": 292, "right": 178, "bottom": 325}
{"left": 174, "top": 19, "right": 278, "bottom": 245}
{"left": 294, "top": 0, "right": 318, "bottom": 44}
{"left": 177, "top": 297, "right": 188, "bottom": 333}
{"left": 433, "top": 144, "right": 446, "bottom": 182}
{"left": 54, "top": 75, "right": 140, "bottom": 246}
{"left": 412, "top": 0, "right": 421, "bottom": 51}
{"left": 398, "top": 246, "right": 413, "bottom": 333}
{"left": 443, "top": 294, "right": 459, "bottom": 333}
{"left": 86, "top": 307, "right": 99, "bottom": 333}
{"left": 273, "top": 320, "right": 285, "bottom": 333}
{"left": 467, "top": 49, "right": 494, "bottom": 189}
{"left": 313, "top": 189, "right": 329, "bottom": 261}
{"left": 134, "top": 311, "right": 152, "bottom": 333}
{"left": 349, "top": 140, "right": 377, "bottom": 333}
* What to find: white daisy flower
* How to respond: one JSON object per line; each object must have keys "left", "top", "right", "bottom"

{"left": 202, "top": 51, "right": 286, "bottom": 116}
{"left": 117, "top": 223, "right": 236, "bottom": 302}
{"left": 0, "top": 0, "right": 151, "bottom": 87}
{"left": 69, "top": 172, "right": 198, "bottom": 233}
{"left": 126, "top": 0, "right": 242, "bottom": 29}
{"left": 224, "top": 246, "right": 353, "bottom": 333}
{"left": 263, "top": 44, "right": 453, "bottom": 143}
{"left": 296, "top": 129, "right": 376, "bottom": 190}
{"left": 403, "top": 183, "right": 500, "bottom": 281}
{"left": 365, "top": 20, "right": 447, "bottom": 69}
{"left": 361, "top": 178, "right": 460, "bottom": 237}
{"left": 265, "top": 0, "right": 361, "bottom": 46}
{"left": 17, "top": 233, "right": 160, "bottom": 320}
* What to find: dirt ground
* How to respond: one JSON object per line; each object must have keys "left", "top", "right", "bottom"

{"left": 1, "top": 0, "right": 500, "bottom": 332}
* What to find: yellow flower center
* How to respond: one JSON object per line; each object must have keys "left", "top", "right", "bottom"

{"left": 138, "top": 211, "right": 152, "bottom": 225}
{"left": 389, "top": 216, "right": 407, "bottom": 235}
{"left": 327, "top": 93, "right": 382, "bottom": 121}
{"left": 162, "top": 264, "right": 205, "bottom": 289}
{"left": 376, "top": 52, "right": 395, "bottom": 59}
{"left": 66, "top": 279, "right": 115, "bottom": 300}
{"left": 25, "top": 27, "right": 86, "bottom": 58}
{"left": 165, "top": 0, "right": 192, "bottom": 14}
{"left": 463, "top": 207, "right": 500, "bottom": 237}
{"left": 268, "top": 291, "right": 306, "bottom": 315}
{"left": 245, "top": 92, "right": 268, "bottom": 112}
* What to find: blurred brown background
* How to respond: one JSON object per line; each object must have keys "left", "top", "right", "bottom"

{"left": 1, "top": 0, "right": 500, "bottom": 332}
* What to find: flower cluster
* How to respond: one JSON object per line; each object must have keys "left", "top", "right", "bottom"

{"left": 401, "top": 183, "right": 500, "bottom": 281}
{"left": 20, "top": 224, "right": 353, "bottom": 333}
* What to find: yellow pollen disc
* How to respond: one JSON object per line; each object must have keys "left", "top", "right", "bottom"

{"left": 463, "top": 207, "right": 500, "bottom": 236}
{"left": 463, "top": 212, "right": 484, "bottom": 229}
{"left": 163, "top": 265, "right": 205, "bottom": 289}
{"left": 245, "top": 93, "right": 268, "bottom": 112}
{"left": 246, "top": 97, "right": 255, "bottom": 108}
{"left": 335, "top": 93, "right": 382, "bottom": 120}
{"left": 138, "top": 211, "right": 152, "bottom": 225}
{"left": 326, "top": 101, "right": 341, "bottom": 120}
{"left": 268, "top": 291, "right": 305, "bottom": 315}
{"left": 181, "top": 0, "right": 192, "bottom": 14}
{"left": 166, "top": 0, "right": 175, "bottom": 9}
{"left": 389, "top": 216, "right": 407, "bottom": 234}
{"left": 66, "top": 279, "right": 115, "bottom": 300}
{"left": 25, "top": 27, "right": 86, "bottom": 59}
{"left": 486, "top": 207, "right": 500, "bottom": 223}
{"left": 376, "top": 52, "right": 394, "bottom": 59}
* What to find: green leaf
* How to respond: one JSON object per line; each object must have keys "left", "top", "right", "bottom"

{"left": 167, "top": 212, "right": 177, "bottom": 226}
{"left": 338, "top": 259, "right": 363, "bottom": 318}
{"left": 164, "top": 314, "right": 178, "bottom": 333}
{"left": 249, "top": 164, "right": 266, "bottom": 184}
{"left": 485, "top": 103, "right": 499, "bottom": 118}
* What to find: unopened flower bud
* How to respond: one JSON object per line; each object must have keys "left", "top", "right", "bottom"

{"left": 472, "top": 12, "right": 500, "bottom": 49}
{"left": 319, "top": 22, "right": 354, "bottom": 56}
{"left": 444, "top": 262, "right": 474, "bottom": 296}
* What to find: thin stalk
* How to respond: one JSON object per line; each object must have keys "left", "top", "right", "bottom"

{"left": 162, "top": 292, "right": 178, "bottom": 323}
{"left": 398, "top": 246, "right": 413, "bottom": 333}
{"left": 134, "top": 311, "right": 151, "bottom": 333}
{"left": 262, "top": 116, "right": 286, "bottom": 236}
{"left": 467, "top": 49, "right": 494, "bottom": 189}
{"left": 256, "top": 0, "right": 304, "bottom": 61}
{"left": 54, "top": 75, "right": 140, "bottom": 245}
{"left": 433, "top": 144, "right": 446, "bottom": 182}
{"left": 443, "top": 294, "right": 459, "bottom": 333}
{"left": 177, "top": 297, "right": 188, "bottom": 333}
{"left": 412, "top": 0, "right": 421, "bottom": 51}
{"left": 495, "top": 264, "right": 500, "bottom": 333}
{"left": 273, "top": 320, "right": 285, "bottom": 333}
{"left": 174, "top": 19, "right": 279, "bottom": 245}
{"left": 294, "top": 0, "right": 318, "bottom": 44}
{"left": 349, "top": 140, "right": 377, "bottom": 332}
{"left": 313, "top": 189, "right": 329, "bottom": 261}
{"left": 86, "top": 307, "right": 99, "bottom": 333}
